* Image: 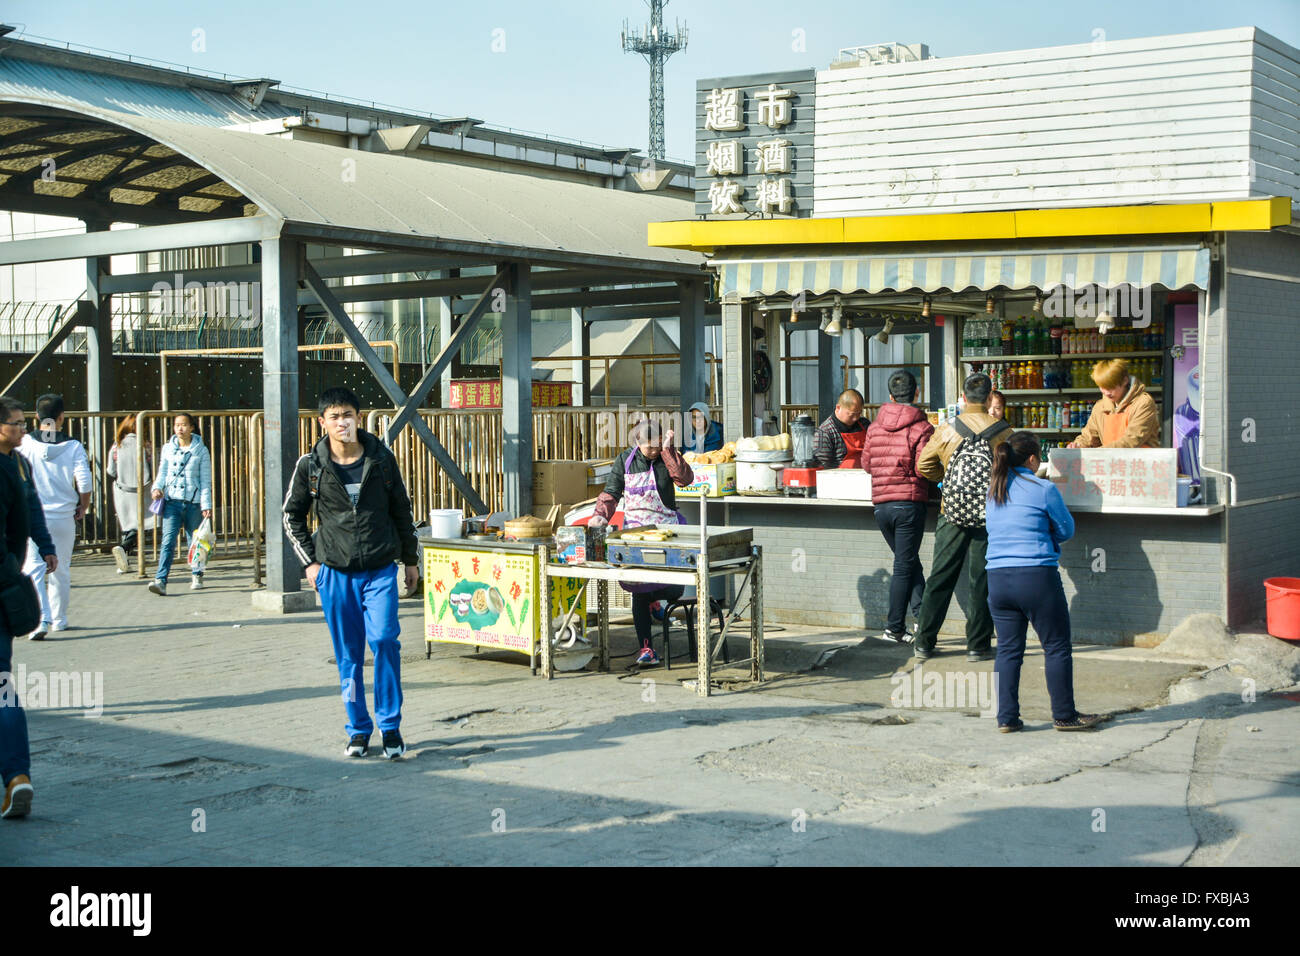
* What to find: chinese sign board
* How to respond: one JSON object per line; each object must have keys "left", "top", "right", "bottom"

{"left": 1046, "top": 448, "right": 1178, "bottom": 509}
{"left": 448, "top": 379, "right": 572, "bottom": 409}
{"left": 423, "top": 545, "right": 586, "bottom": 657}
{"left": 695, "top": 69, "right": 815, "bottom": 218}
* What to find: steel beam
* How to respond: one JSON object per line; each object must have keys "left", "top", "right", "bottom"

{"left": 678, "top": 279, "right": 709, "bottom": 413}
{"left": 2, "top": 301, "right": 91, "bottom": 399}
{"left": 384, "top": 267, "right": 506, "bottom": 443}
{"left": 450, "top": 286, "right": 680, "bottom": 314}
{"left": 0, "top": 190, "right": 229, "bottom": 226}
{"left": 83, "top": 219, "right": 114, "bottom": 413}
{"left": 300, "top": 261, "right": 488, "bottom": 514}
{"left": 0, "top": 215, "right": 282, "bottom": 266}
{"left": 261, "top": 237, "right": 302, "bottom": 594}
{"left": 817, "top": 330, "right": 841, "bottom": 425}
{"left": 500, "top": 263, "right": 533, "bottom": 518}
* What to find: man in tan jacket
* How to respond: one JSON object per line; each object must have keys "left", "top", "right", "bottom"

{"left": 913, "top": 372, "right": 1013, "bottom": 662}
{"left": 1069, "top": 358, "right": 1160, "bottom": 448}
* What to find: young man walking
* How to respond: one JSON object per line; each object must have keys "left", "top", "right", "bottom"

{"left": 860, "top": 370, "right": 934, "bottom": 643}
{"left": 282, "top": 388, "right": 419, "bottom": 759}
{"left": 0, "top": 398, "right": 57, "bottom": 615}
{"left": 0, "top": 435, "right": 35, "bottom": 817}
{"left": 18, "top": 395, "right": 90, "bottom": 639}
{"left": 914, "top": 373, "right": 1012, "bottom": 662}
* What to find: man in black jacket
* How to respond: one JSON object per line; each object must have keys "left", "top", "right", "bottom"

{"left": 0, "top": 398, "right": 56, "bottom": 641}
{"left": 282, "top": 388, "right": 419, "bottom": 760}
{"left": 0, "top": 443, "right": 34, "bottom": 817}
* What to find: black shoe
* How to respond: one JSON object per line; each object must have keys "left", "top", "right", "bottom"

{"left": 998, "top": 718, "right": 1024, "bottom": 733}
{"left": 345, "top": 734, "right": 370, "bottom": 757}
{"left": 913, "top": 646, "right": 933, "bottom": 661}
{"left": 967, "top": 650, "right": 996, "bottom": 662}
{"left": 879, "top": 629, "right": 908, "bottom": 644}
{"left": 382, "top": 730, "right": 406, "bottom": 760}
{"left": 1055, "top": 712, "right": 1106, "bottom": 732}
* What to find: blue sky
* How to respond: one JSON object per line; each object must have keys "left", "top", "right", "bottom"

{"left": 6, "top": 0, "right": 1298, "bottom": 162}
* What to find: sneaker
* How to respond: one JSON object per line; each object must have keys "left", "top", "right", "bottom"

{"left": 1055, "top": 712, "right": 1106, "bottom": 732}
{"left": 998, "top": 718, "right": 1024, "bottom": 733}
{"left": 148, "top": 580, "right": 166, "bottom": 596}
{"left": 967, "top": 650, "right": 996, "bottom": 662}
{"left": 1, "top": 775, "right": 33, "bottom": 819}
{"left": 382, "top": 731, "right": 406, "bottom": 760}
{"left": 112, "top": 546, "right": 129, "bottom": 573}
{"left": 344, "top": 734, "right": 370, "bottom": 757}
{"left": 635, "top": 645, "right": 660, "bottom": 666}
{"left": 913, "top": 646, "right": 933, "bottom": 661}
{"left": 879, "top": 629, "right": 908, "bottom": 644}
{"left": 28, "top": 622, "right": 49, "bottom": 642}
{"left": 191, "top": 574, "right": 203, "bottom": 591}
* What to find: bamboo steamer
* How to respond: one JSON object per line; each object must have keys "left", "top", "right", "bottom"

{"left": 503, "top": 515, "right": 554, "bottom": 541}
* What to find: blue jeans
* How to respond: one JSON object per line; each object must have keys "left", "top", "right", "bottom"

{"left": 317, "top": 565, "right": 403, "bottom": 738}
{"left": 156, "top": 499, "right": 203, "bottom": 584}
{"left": 1, "top": 628, "right": 30, "bottom": 786}
{"left": 988, "top": 566, "right": 1077, "bottom": 724}
{"left": 873, "top": 500, "right": 927, "bottom": 635}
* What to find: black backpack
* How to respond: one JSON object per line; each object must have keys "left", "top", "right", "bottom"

{"left": 942, "top": 420, "right": 1012, "bottom": 528}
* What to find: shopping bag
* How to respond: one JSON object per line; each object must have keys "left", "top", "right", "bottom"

{"left": 187, "top": 517, "right": 216, "bottom": 573}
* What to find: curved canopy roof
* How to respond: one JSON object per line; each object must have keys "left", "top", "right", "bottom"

{"left": 0, "top": 98, "right": 704, "bottom": 273}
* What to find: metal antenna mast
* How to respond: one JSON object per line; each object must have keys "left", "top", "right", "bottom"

{"left": 621, "top": 0, "right": 688, "bottom": 162}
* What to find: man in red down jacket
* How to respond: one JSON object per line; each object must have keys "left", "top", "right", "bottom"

{"left": 860, "top": 370, "right": 935, "bottom": 643}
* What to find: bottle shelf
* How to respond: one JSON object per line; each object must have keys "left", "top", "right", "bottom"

{"left": 962, "top": 350, "right": 1164, "bottom": 362}
{"left": 999, "top": 387, "right": 1163, "bottom": 395}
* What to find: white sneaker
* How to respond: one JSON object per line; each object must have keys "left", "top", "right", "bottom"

{"left": 191, "top": 575, "right": 203, "bottom": 590}
{"left": 148, "top": 580, "right": 166, "bottom": 596}
{"left": 112, "top": 545, "right": 129, "bottom": 573}
{"left": 28, "top": 622, "right": 50, "bottom": 641}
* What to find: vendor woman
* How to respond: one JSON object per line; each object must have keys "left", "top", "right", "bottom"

{"left": 814, "top": 389, "right": 871, "bottom": 469}
{"left": 1068, "top": 358, "right": 1159, "bottom": 449}
{"left": 684, "top": 401, "right": 723, "bottom": 454}
{"left": 590, "top": 420, "right": 694, "bottom": 667}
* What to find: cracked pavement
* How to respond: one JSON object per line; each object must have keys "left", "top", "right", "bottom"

{"left": 3, "top": 556, "right": 1297, "bottom": 866}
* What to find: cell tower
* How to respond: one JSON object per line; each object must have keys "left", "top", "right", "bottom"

{"left": 621, "top": 0, "right": 688, "bottom": 162}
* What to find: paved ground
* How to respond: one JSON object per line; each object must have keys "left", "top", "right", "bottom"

{"left": 3, "top": 555, "right": 1297, "bottom": 866}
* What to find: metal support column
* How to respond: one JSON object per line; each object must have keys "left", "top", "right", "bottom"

{"left": 260, "top": 237, "right": 303, "bottom": 597}
{"left": 438, "top": 268, "right": 458, "bottom": 408}
{"left": 817, "top": 329, "right": 841, "bottom": 425}
{"left": 500, "top": 262, "right": 533, "bottom": 517}
{"left": 721, "top": 298, "right": 751, "bottom": 443}
{"left": 678, "top": 279, "right": 708, "bottom": 413}
{"left": 570, "top": 307, "right": 586, "bottom": 406}
{"left": 82, "top": 218, "right": 114, "bottom": 413}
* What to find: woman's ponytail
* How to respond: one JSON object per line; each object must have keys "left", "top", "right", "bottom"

{"left": 988, "top": 432, "right": 1041, "bottom": 505}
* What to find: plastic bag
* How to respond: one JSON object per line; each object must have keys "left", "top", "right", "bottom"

{"left": 187, "top": 517, "right": 216, "bottom": 573}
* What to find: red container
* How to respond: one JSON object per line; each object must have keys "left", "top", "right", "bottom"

{"left": 1264, "top": 577, "right": 1300, "bottom": 642}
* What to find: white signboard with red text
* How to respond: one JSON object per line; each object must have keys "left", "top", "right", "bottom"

{"left": 1046, "top": 448, "right": 1178, "bottom": 510}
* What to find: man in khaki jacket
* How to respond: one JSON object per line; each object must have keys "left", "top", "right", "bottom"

{"left": 1069, "top": 358, "right": 1160, "bottom": 448}
{"left": 913, "top": 372, "right": 1013, "bottom": 662}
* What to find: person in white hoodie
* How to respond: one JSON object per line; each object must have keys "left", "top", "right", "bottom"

{"left": 18, "top": 394, "right": 91, "bottom": 638}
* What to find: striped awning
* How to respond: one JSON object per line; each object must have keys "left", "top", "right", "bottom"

{"left": 715, "top": 245, "right": 1210, "bottom": 298}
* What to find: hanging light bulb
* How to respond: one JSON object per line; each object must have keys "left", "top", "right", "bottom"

{"left": 825, "top": 295, "right": 844, "bottom": 335}
{"left": 876, "top": 316, "right": 895, "bottom": 345}
{"left": 985, "top": 294, "right": 996, "bottom": 314}
{"left": 1031, "top": 291, "right": 1043, "bottom": 314}
{"left": 921, "top": 297, "right": 932, "bottom": 318}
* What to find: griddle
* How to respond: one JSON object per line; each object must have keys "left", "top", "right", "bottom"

{"left": 605, "top": 524, "right": 753, "bottom": 569}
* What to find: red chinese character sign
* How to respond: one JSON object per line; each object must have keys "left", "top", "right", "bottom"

{"left": 1047, "top": 448, "right": 1178, "bottom": 509}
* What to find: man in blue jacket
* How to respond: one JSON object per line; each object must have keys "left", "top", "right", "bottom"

{"left": 282, "top": 388, "right": 419, "bottom": 760}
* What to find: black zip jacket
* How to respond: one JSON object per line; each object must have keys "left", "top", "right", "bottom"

{"left": 281, "top": 430, "right": 419, "bottom": 571}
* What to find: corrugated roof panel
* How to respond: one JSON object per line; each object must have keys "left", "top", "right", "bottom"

{"left": 0, "top": 58, "right": 297, "bottom": 127}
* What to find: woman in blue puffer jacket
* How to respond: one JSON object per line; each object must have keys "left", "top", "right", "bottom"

{"left": 148, "top": 412, "right": 213, "bottom": 596}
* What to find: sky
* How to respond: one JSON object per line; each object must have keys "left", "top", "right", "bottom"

{"left": 5, "top": 0, "right": 1298, "bottom": 163}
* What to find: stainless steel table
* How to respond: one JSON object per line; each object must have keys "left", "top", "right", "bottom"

{"left": 537, "top": 544, "right": 764, "bottom": 698}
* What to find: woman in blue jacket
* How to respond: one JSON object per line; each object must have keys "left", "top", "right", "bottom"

{"left": 148, "top": 412, "right": 213, "bottom": 596}
{"left": 985, "top": 432, "right": 1105, "bottom": 732}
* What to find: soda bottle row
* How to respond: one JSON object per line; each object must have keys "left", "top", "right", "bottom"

{"left": 1004, "top": 401, "right": 1091, "bottom": 431}
{"left": 981, "top": 357, "right": 1164, "bottom": 391}
{"left": 965, "top": 316, "right": 1166, "bottom": 358}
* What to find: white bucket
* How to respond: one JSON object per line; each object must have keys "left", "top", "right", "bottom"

{"left": 428, "top": 509, "right": 463, "bottom": 539}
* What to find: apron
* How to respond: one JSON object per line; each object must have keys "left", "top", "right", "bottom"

{"left": 620, "top": 448, "right": 684, "bottom": 594}
{"left": 1101, "top": 403, "right": 1151, "bottom": 447}
{"left": 839, "top": 427, "right": 867, "bottom": 468}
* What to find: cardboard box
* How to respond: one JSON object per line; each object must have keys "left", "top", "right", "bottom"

{"left": 585, "top": 458, "right": 614, "bottom": 499}
{"left": 532, "top": 461, "right": 591, "bottom": 505}
{"left": 678, "top": 462, "right": 738, "bottom": 497}
{"left": 816, "top": 469, "right": 872, "bottom": 501}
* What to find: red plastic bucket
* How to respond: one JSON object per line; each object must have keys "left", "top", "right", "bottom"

{"left": 1264, "top": 577, "right": 1300, "bottom": 641}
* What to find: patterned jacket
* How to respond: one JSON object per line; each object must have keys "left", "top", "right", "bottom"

{"left": 813, "top": 414, "right": 870, "bottom": 470}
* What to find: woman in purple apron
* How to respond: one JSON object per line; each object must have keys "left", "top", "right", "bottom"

{"left": 589, "top": 420, "right": 694, "bottom": 665}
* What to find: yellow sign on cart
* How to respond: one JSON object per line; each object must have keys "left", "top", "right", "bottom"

{"left": 423, "top": 545, "right": 585, "bottom": 657}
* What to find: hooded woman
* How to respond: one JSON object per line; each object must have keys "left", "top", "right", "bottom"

{"left": 683, "top": 402, "right": 723, "bottom": 455}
